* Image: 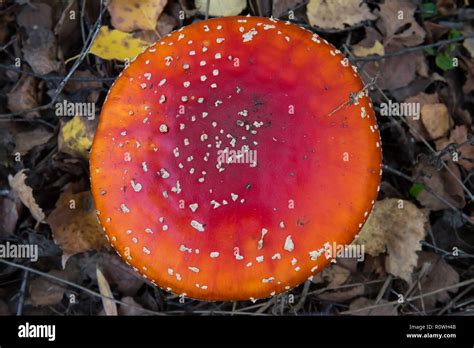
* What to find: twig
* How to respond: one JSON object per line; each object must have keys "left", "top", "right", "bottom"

{"left": 342, "top": 278, "right": 474, "bottom": 315}
{"left": 15, "top": 269, "right": 29, "bottom": 316}
{"left": 351, "top": 32, "right": 474, "bottom": 62}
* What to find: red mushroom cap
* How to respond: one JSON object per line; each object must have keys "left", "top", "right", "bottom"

{"left": 90, "top": 16, "right": 382, "bottom": 301}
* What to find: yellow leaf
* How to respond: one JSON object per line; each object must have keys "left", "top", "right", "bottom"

{"left": 107, "top": 0, "right": 167, "bottom": 32}
{"left": 352, "top": 40, "right": 385, "bottom": 57}
{"left": 58, "top": 116, "right": 96, "bottom": 159}
{"left": 96, "top": 267, "right": 118, "bottom": 316}
{"left": 195, "top": 0, "right": 247, "bottom": 16}
{"left": 307, "top": 0, "right": 376, "bottom": 30}
{"left": 90, "top": 26, "right": 150, "bottom": 61}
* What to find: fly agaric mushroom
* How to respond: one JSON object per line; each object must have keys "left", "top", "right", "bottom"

{"left": 90, "top": 16, "right": 382, "bottom": 301}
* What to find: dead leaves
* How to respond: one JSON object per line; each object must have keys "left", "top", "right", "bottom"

{"left": 107, "top": 0, "right": 167, "bottom": 32}
{"left": 90, "top": 26, "right": 151, "bottom": 61}
{"left": 375, "top": 0, "right": 425, "bottom": 47}
{"left": 421, "top": 103, "right": 450, "bottom": 139}
{"left": 6, "top": 76, "right": 39, "bottom": 118}
{"left": 8, "top": 170, "right": 45, "bottom": 223}
{"left": 354, "top": 199, "right": 427, "bottom": 282}
{"left": 415, "top": 252, "right": 460, "bottom": 310}
{"left": 195, "top": 0, "right": 247, "bottom": 17}
{"left": 58, "top": 116, "right": 97, "bottom": 159}
{"left": 307, "top": 0, "right": 376, "bottom": 30}
{"left": 47, "top": 187, "right": 109, "bottom": 267}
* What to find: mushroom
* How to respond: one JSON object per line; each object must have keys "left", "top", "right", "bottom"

{"left": 90, "top": 16, "right": 382, "bottom": 301}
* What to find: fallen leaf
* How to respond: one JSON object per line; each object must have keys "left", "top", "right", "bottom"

{"left": 421, "top": 103, "right": 450, "bottom": 139}
{"left": 354, "top": 199, "right": 427, "bottom": 282}
{"left": 307, "top": 0, "right": 376, "bottom": 30}
{"left": 195, "top": 0, "right": 247, "bottom": 16}
{"left": 460, "top": 57, "right": 474, "bottom": 94}
{"left": 47, "top": 188, "right": 109, "bottom": 267}
{"left": 361, "top": 40, "right": 419, "bottom": 90}
{"left": 119, "top": 296, "right": 148, "bottom": 316}
{"left": 404, "top": 92, "right": 439, "bottom": 140}
{"left": 100, "top": 253, "right": 145, "bottom": 296}
{"left": 8, "top": 170, "right": 45, "bottom": 223}
{"left": 436, "top": 0, "right": 457, "bottom": 16}
{"left": 436, "top": 126, "right": 474, "bottom": 171}
{"left": 349, "top": 297, "right": 397, "bottom": 315}
{"left": 14, "top": 128, "right": 53, "bottom": 155}
{"left": 312, "top": 264, "right": 351, "bottom": 287}
{"left": 107, "top": 0, "right": 167, "bottom": 32}
{"left": 17, "top": 2, "right": 53, "bottom": 30}
{"left": 352, "top": 40, "right": 385, "bottom": 57}
{"left": 90, "top": 26, "right": 151, "bottom": 61}
{"left": 96, "top": 267, "right": 118, "bottom": 316}
{"left": 376, "top": 0, "right": 425, "bottom": 47}
{"left": 272, "top": 0, "right": 305, "bottom": 18}
{"left": 416, "top": 251, "right": 459, "bottom": 310}
{"left": 0, "top": 197, "right": 20, "bottom": 236}
{"left": 28, "top": 271, "right": 67, "bottom": 306}
{"left": 6, "top": 75, "right": 39, "bottom": 118}
{"left": 317, "top": 284, "right": 365, "bottom": 302}
{"left": 22, "top": 27, "right": 60, "bottom": 75}
{"left": 58, "top": 116, "right": 97, "bottom": 159}
{"left": 64, "top": 70, "right": 103, "bottom": 94}
{"left": 414, "top": 159, "right": 465, "bottom": 211}
{"left": 157, "top": 13, "right": 178, "bottom": 37}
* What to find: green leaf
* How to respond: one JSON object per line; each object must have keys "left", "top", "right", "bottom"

{"left": 421, "top": 2, "right": 437, "bottom": 18}
{"left": 436, "top": 53, "right": 454, "bottom": 71}
{"left": 409, "top": 183, "right": 425, "bottom": 198}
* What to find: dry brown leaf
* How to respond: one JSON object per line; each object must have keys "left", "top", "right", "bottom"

{"left": 416, "top": 251, "right": 459, "bottom": 310}
{"left": 421, "top": 103, "right": 450, "bottom": 140}
{"left": 100, "top": 253, "right": 145, "bottom": 296}
{"left": 47, "top": 188, "right": 108, "bottom": 267}
{"left": 272, "top": 0, "right": 305, "bottom": 18}
{"left": 317, "top": 284, "right": 365, "bottom": 302}
{"left": 436, "top": 126, "right": 474, "bottom": 171}
{"left": 354, "top": 199, "right": 427, "bottom": 282}
{"left": 362, "top": 42, "right": 418, "bottom": 90}
{"left": 414, "top": 160, "right": 465, "bottom": 211}
{"left": 0, "top": 197, "right": 20, "bottom": 236}
{"left": 8, "top": 170, "right": 45, "bottom": 223}
{"left": 157, "top": 13, "right": 178, "bottom": 37}
{"left": 404, "top": 92, "right": 439, "bottom": 140}
{"left": 96, "top": 267, "right": 118, "bottom": 316}
{"left": 28, "top": 271, "right": 67, "bottom": 306}
{"left": 312, "top": 264, "right": 351, "bottom": 287}
{"left": 22, "top": 27, "right": 60, "bottom": 75}
{"left": 6, "top": 76, "right": 39, "bottom": 118}
{"left": 107, "top": 0, "right": 167, "bottom": 32}
{"left": 14, "top": 128, "right": 54, "bottom": 155}
{"left": 17, "top": 2, "right": 53, "bottom": 30}
{"left": 376, "top": 0, "right": 425, "bottom": 47}
{"left": 29, "top": 270, "right": 66, "bottom": 306}
{"left": 118, "top": 297, "right": 148, "bottom": 316}
{"left": 349, "top": 297, "right": 397, "bottom": 315}
{"left": 307, "top": 0, "right": 376, "bottom": 30}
